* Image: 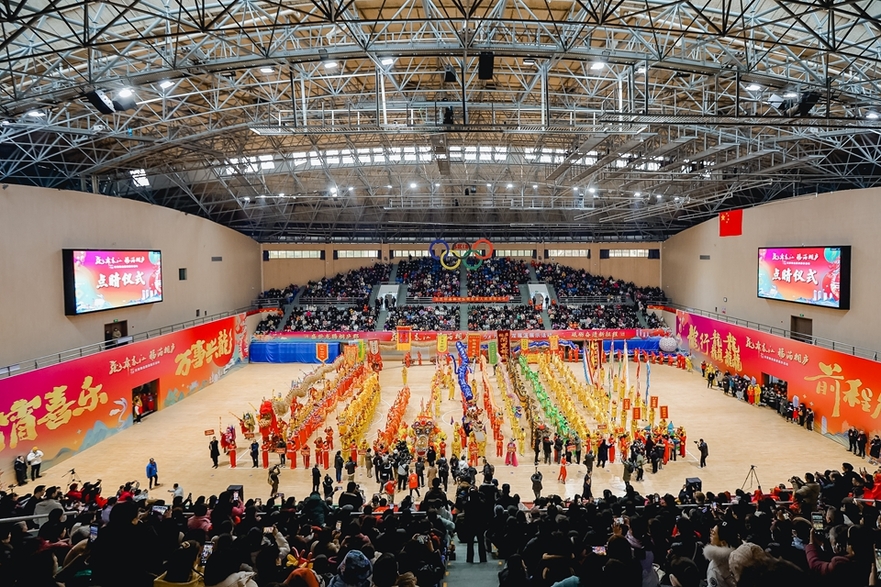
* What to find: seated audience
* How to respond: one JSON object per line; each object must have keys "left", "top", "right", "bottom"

{"left": 397, "top": 258, "right": 460, "bottom": 298}
{"left": 384, "top": 306, "right": 459, "bottom": 331}
{"left": 303, "top": 263, "right": 391, "bottom": 300}
{"left": 467, "top": 305, "right": 542, "bottom": 330}
{"left": 467, "top": 258, "right": 529, "bottom": 298}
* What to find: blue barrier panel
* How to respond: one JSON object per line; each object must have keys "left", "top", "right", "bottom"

{"left": 250, "top": 341, "right": 342, "bottom": 363}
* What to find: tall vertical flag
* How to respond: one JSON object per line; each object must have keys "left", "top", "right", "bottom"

{"left": 719, "top": 209, "right": 743, "bottom": 237}
{"left": 623, "top": 340, "right": 629, "bottom": 396}
{"left": 645, "top": 362, "right": 651, "bottom": 405}
{"left": 582, "top": 342, "right": 593, "bottom": 385}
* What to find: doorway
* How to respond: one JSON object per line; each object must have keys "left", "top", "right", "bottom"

{"left": 104, "top": 320, "right": 128, "bottom": 348}
{"left": 132, "top": 379, "right": 158, "bottom": 423}
{"left": 790, "top": 316, "right": 812, "bottom": 344}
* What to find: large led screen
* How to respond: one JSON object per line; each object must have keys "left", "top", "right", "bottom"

{"left": 63, "top": 249, "right": 163, "bottom": 315}
{"left": 757, "top": 246, "right": 851, "bottom": 310}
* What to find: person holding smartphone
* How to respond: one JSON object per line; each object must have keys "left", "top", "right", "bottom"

{"left": 805, "top": 524, "right": 871, "bottom": 585}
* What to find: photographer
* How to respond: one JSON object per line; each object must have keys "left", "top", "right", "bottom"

{"left": 792, "top": 472, "right": 820, "bottom": 514}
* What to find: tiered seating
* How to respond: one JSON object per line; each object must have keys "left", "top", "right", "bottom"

{"left": 254, "top": 313, "right": 283, "bottom": 334}
{"left": 534, "top": 261, "right": 665, "bottom": 302}
{"left": 467, "top": 304, "right": 542, "bottom": 330}
{"left": 397, "top": 258, "right": 459, "bottom": 298}
{"left": 384, "top": 305, "right": 459, "bottom": 331}
{"left": 548, "top": 304, "right": 641, "bottom": 329}
{"left": 302, "top": 263, "right": 390, "bottom": 300}
{"left": 285, "top": 302, "right": 377, "bottom": 331}
{"left": 467, "top": 258, "right": 529, "bottom": 298}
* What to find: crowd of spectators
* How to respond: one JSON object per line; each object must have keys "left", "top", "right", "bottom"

{"left": 467, "top": 305, "right": 542, "bottom": 330}
{"left": 397, "top": 259, "right": 460, "bottom": 298}
{"left": 4, "top": 452, "right": 880, "bottom": 587}
{"left": 285, "top": 303, "right": 378, "bottom": 332}
{"left": 644, "top": 311, "right": 665, "bottom": 328}
{"left": 384, "top": 306, "right": 459, "bottom": 331}
{"left": 467, "top": 258, "right": 530, "bottom": 298}
{"left": 258, "top": 285, "right": 299, "bottom": 306}
{"left": 534, "top": 262, "right": 666, "bottom": 303}
{"left": 302, "top": 264, "right": 390, "bottom": 300}
{"left": 254, "top": 314, "right": 283, "bottom": 335}
{"left": 548, "top": 304, "right": 641, "bottom": 330}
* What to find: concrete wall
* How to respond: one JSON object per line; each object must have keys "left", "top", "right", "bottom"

{"left": 0, "top": 186, "right": 262, "bottom": 366}
{"left": 662, "top": 188, "right": 881, "bottom": 351}
{"left": 261, "top": 242, "right": 663, "bottom": 290}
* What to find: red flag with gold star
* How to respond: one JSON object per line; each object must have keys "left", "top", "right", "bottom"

{"left": 719, "top": 209, "right": 743, "bottom": 237}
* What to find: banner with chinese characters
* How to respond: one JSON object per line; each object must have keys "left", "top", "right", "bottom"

{"left": 520, "top": 338, "right": 530, "bottom": 353}
{"left": 487, "top": 341, "right": 498, "bottom": 365}
{"left": 254, "top": 327, "right": 668, "bottom": 343}
{"left": 677, "top": 310, "right": 881, "bottom": 440}
{"left": 436, "top": 333, "right": 448, "bottom": 354}
{"left": 549, "top": 335, "right": 559, "bottom": 351}
{"left": 660, "top": 405, "right": 669, "bottom": 420}
{"left": 650, "top": 396, "right": 659, "bottom": 408}
{"left": 497, "top": 330, "right": 510, "bottom": 361}
{"left": 315, "top": 343, "right": 329, "bottom": 363}
{"left": 396, "top": 327, "right": 412, "bottom": 351}
{"left": 0, "top": 314, "right": 248, "bottom": 472}
{"left": 633, "top": 407, "right": 642, "bottom": 420}
{"left": 467, "top": 333, "right": 481, "bottom": 359}
{"left": 623, "top": 398, "right": 631, "bottom": 410}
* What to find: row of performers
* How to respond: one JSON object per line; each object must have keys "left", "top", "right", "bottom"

{"left": 533, "top": 423, "right": 689, "bottom": 465}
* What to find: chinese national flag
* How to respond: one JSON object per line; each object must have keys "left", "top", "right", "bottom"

{"left": 719, "top": 209, "right": 743, "bottom": 237}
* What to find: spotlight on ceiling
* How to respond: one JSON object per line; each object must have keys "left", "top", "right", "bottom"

{"left": 410, "top": 182, "right": 417, "bottom": 188}
{"left": 532, "top": 184, "right": 538, "bottom": 189}
{"left": 868, "top": 111, "right": 880, "bottom": 120}
{"left": 634, "top": 192, "right": 641, "bottom": 197}
{"left": 117, "top": 88, "right": 133, "bottom": 98}
{"left": 159, "top": 80, "right": 174, "bottom": 89}
{"left": 324, "top": 61, "right": 338, "bottom": 70}
{"left": 746, "top": 83, "right": 761, "bottom": 91}
{"left": 26, "top": 110, "right": 45, "bottom": 117}
{"left": 591, "top": 61, "right": 605, "bottom": 70}
{"left": 381, "top": 57, "right": 395, "bottom": 66}
{"left": 523, "top": 58, "right": 536, "bottom": 65}
{"left": 260, "top": 67, "right": 274, "bottom": 73}
{"left": 588, "top": 187, "right": 596, "bottom": 194}
{"left": 507, "top": 183, "right": 513, "bottom": 189}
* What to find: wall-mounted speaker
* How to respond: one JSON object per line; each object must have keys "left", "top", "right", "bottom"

{"left": 478, "top": 52, "right": 495, "bottom": 80}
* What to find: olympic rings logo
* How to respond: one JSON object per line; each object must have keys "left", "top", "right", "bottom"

{"left": 429, "top": 238, "right": 494, "bottom": 271}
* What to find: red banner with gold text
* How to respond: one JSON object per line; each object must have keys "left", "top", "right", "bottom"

{"left": 0, "top": 315, "right": 248, "bottom": 471}
{"left": 677, "top": 310, "right": 881, "bottom": 439}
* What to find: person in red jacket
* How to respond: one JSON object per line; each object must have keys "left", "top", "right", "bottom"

{"left": 408, "top": 470, "right": 420, "bottom": 498}
{"left": 805, "top": 524, "right": 872, "bottom": 586}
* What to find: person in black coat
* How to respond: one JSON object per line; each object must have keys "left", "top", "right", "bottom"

{"left": 597, "top": 438, "right": 610, "bottom": 468}
{"left": 461, "top": 486, "right": 488, "bottom": 563}
{"left": 13, "top": 456, "right": 27, "bottom": 486}
{"left": 209, "top": 436, "right": 220, "bottom": 469}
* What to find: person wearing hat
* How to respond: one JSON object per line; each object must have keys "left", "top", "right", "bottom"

{"left": 27, "top": 446, "right": 44, "bottom": 480}
{"left": 328, "top": 549, "right": 372, "bottom": 587}
{"left": 702, "top": 521, "right": 740, "bottom": 587}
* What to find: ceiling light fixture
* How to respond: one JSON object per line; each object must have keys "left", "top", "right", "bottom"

{"left": 386, "top": 185, "right": 393, "bottom": 189}
{"left": 410, "top": 182, "right": 417, "bottom": 188}
{"left": 381, "top": 57, "right": 395, "bottom": 66}
{"left": 324, "top": 61, "right": 338, "bottom": 70}
{"left": 507, "top": 183, "right": 514, "bottom": 189}
{"left": 159, "top": 80, "right": 174, "bottom": 89}
{"left": 523, "top": 58, "right": 536, "bottom": 65}
{"left": 634, "top": 191, "right": 641, "bottom": 197}
{"left": 260, "top": 67, "right": 274, "bottom": 73}
{"left": 867, "top": 111, "right": 879, "bottom": 120}
{"left": 532, "top": 184, "right": 538, "bottom": 189}
{"left": 117, "top": 88, "right": 133, "bottom": 98}
{"left": 591, "top": 61, "right": 605, "bottom": 70}
{"left": 588, "top": 187, "right": 596, "bottom": 194}
{"left": 783, "top": 92, "right": 798, "bottom": 98}
{"left": 746, "top": 84, "right": 761, "bottom": 91}
{"left": 26, "top": 110, "right": 45, "bottom": 117}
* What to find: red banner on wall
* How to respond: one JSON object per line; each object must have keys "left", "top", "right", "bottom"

{"left": 677, "top": 310, "right": 881, "bottom": 440}
{"left": 256, "top": 327, "right": 669, "bottom": 343}
{"left": 0, "top": 315, "right": 248, "bottom": 471}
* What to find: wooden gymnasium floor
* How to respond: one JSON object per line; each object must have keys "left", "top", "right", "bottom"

{"left": 29, "top": 359, "right": 852, "bottom": 504}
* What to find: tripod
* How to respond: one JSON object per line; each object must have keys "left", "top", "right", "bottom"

{"left": 741, "top": 465, "right": 761, "bottom": 491}
{"left": 63, "top": 468, "right": 81, "bottom": 487}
